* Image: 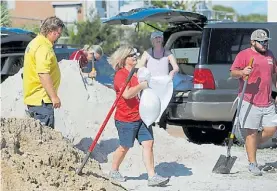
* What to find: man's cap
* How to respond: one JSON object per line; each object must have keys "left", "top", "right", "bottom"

{"left": 150, "top": 31, "right": 163, "bottom": 39}
{"left": 251, "top": 29, "right": 271, "bottom": 41}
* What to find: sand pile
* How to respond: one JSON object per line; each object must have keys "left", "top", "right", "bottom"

{"left": 53, "top": 60, "right": 116, "bottom": 144}
{"left": 1, "top": 118, "right": 126, "bottom": 191}
{"left": 1, "top": 70, "right": 26, "bottom": 118}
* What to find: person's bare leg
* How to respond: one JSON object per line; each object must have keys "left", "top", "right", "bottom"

{"left": 141, "top": 140, "right": 155, "bottom": 177}
{"left": 111, "top": 146, "right": 129, "bottom": 171}
{"left": 257, "top": 127, "right": 277, "bottom": 144}
{"left": 245, "top": 129, "right": 258, "bottom": 163}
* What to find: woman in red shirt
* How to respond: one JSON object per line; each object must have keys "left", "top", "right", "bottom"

{"left": 108, "top": 45, "right": 169, "bottom": 187}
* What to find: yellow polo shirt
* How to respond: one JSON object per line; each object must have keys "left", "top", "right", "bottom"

{"left": 23, "top": 34, "right": 61, "bottom": 106}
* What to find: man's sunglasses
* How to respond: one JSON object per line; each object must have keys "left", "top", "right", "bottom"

{"left": 255, "top": 40, "right": 268, "bottom": 46}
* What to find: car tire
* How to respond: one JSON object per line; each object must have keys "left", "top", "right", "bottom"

{"left": 182, "top": 126, "right": 229, "bottom": 144}
{"left": 234, "top": 123, "right": 277, "bottom": 149}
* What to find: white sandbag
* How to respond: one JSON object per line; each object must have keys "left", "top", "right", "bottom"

{"left": 139, "top": 88, "right": 161, "bottom": 127}
{"left": 137, "top": 68, "right": 173, "bottom": 124}
{"left": 137, "top": 67, "right": 151, "bottom": 100}
{"left": 137, "top": 67, "right": 151, "bottom": 83}
{"left": 149, "top": 75, "right": 173, "bottom": 122}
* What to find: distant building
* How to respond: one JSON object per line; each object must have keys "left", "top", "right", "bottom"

{"left": 268, "top": 0, "right": 277, "bottom": 22}
{"left": 119, "top": 0, "right": 145, "bottom": 13}
{"left": 196, "top": 1, "right": 237, "bottom": 21}
{"left": 6, "top": 0, "right": 85, "bottom": 27}
{"left": 6, "top": 0, "right": 148, "bottom": 27}
{"left": 90, "top": 0, "right": 146, "bottom": 22}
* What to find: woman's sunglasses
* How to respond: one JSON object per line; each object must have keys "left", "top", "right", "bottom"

{"left": 127, "top": 53, "right": 138, "bottom": 58}
{"left": 125, "top": 48, "right": 140, "bottom": 60}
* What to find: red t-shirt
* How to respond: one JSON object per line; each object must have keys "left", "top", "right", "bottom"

{"left": 230, "top": 48, "right": 277, "bottom": 107}
{"left": 69, "top": 50, "right": 88, "bottom": 68}
{"left": 114, "top": 68, "right": 140, "bottom": 122}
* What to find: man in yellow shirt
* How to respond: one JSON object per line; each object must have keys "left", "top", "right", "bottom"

{"left": 23, "top": 16, "right": 64, "bottom": 128}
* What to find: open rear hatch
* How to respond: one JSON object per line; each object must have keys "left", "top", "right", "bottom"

{"left": 103, "top": 7, "right": 207, "bottom": 26}
{"left": 104, "top": 7, "right": 207, "bottom": 101}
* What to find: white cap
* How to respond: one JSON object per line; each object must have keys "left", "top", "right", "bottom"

{"left": 150, "top": 31, "right": 163, "bottom": 39}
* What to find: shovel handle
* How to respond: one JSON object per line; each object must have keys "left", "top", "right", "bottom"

{"left": 227, "top": 57, "right": 254, "bottom": 156}
{"left": 90, "top": 60, "right": 96, "bottom": 80}
{"left": 244, "top": 57, "right": 254, "bottom": 80}
{"left": 91, "top": 68, "right": 96, "bottom": 80}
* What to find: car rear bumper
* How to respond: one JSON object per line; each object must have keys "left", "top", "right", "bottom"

{"left": 167, "top": 101, "right": 235, "bottom": 122}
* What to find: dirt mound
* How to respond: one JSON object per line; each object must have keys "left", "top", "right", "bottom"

{"left": 1, "top": 118, "right": 126, "bottom": 191}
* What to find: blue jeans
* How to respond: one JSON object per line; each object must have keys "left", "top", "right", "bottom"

{"left": 27, "top": 101, "right": 55, "bottom": 129}
{"left": 115, "top": 120, "right": 154, "bottom": 148}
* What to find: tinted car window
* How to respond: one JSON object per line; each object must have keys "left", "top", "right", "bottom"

{"left": 1, "top": 41, "right": 29, "bottom": 54}
{"left": 207, "top": 28, "right": 269, "bottom": 64}
{"left": 171, "top": 35, "right": 201, "bottom": 49}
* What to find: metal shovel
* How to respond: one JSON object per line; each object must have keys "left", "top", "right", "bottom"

{"left": 212, "top": 57, "right": 254, "bottom": 174}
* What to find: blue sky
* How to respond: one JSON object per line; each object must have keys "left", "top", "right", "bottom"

{"left": 211, "top": 0, "right": 267, "bottom": 15}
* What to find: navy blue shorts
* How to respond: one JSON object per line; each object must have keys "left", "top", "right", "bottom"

{"left": 27, "top": 101, "right": 55, "bottom": 129}
{"left": 115, "top": 120, "right": 154, "bottom": 148}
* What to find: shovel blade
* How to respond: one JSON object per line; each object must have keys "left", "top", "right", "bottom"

{"left": 212, "top": 155, "right": 237, "bottom": 174}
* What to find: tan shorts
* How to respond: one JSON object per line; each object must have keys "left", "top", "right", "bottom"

{"left": 239, "top": 100, "right": 276, "bottom": 130}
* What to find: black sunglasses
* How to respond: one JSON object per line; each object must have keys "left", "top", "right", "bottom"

{"left": 255, "top": 40, "right": 268, "bottom": 46}
{"left": 127, "top": 52, "right": 138, "bottom": 58}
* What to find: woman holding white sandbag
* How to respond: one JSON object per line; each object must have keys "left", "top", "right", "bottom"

{"left": 139, "top": 31, "right": 179, "bottom": 128}
{"left": 108, "top": 45, "right": 169, "bottom": 187}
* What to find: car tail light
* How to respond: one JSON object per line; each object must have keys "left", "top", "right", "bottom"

{"left": 193, "top": 68, "right": 215, "bottom": 89}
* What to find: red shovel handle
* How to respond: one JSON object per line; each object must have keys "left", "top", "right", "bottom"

{"left": 76, "top": 67, "right": 137, "bottom": 175}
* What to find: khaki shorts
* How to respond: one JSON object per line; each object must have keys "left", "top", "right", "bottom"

{"left": 239, "top": 100, "right": 276, "bottom": 130}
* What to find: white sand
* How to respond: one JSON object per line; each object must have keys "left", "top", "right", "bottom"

{"left": 1, "top": 60, "right": 276, "bottom": 191}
